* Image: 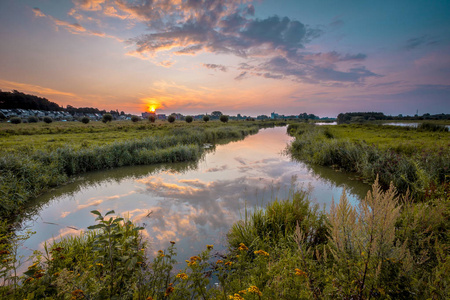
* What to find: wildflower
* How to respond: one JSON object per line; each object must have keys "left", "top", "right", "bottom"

{"left": 96, "top": 263, "right": 104, "bottom": 267}
{"left": 165, "top": 286, "right": 174, "bottom": 297}
{"left": 254, "top": 250, "right": 269, "bottom": 257}
{"left": 295, "top": 268, "right": 307, "bottom": 277}
{"left": 207, "top": 244, "right": 214, "bottom": 250}
{"left": 190, "top": 255, "right": 202, "bottom": 262}
{"left": 170, "top": 241, "right": 176, "bottom": 244}
{"left": 238, "top": 289, "right": 247, "bottom": 294}
{"left": 53, "top": 272, "right": 60, "bottom": 277}
{"left": 228, "top": 293, "right": 244, "bottom": 300}
{"left": 146, "top": 297, "right": 154, "bottom": 300}
{"left": 24, "top": 277, "right": 34, "bottom": 283}
{"left": 176, "top": 273, "right": 188, "bottom": 280}
{"left": 159, "top": 253, "right": 165, "bottom": 258}
{"left": 216, "top": 259, "right": 223, "bottom": 264}
{"left": 225, "top": 261, "right": 232, "bottom": 266}
{"left": 238, "top": 243, "right": 248, "bottom": 251}
{"left": 28, "top": 262, "right": 38, "bottom": 269}
{"left": 71, "top": 289, "right": 84, "bottom": 296}
{"left": 247, "top": 285, "right": 262, "bottom": 296}
{"left": 0, "top": 250, "right": 10, "bottom": 255}
{"left": 188, "top": 261, "right": 197, "bottom": 267}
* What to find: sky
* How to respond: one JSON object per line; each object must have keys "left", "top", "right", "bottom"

{"left": 0, "top": 0, "right": 449, "bottom": 117}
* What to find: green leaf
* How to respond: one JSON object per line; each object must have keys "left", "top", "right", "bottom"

{"left": 91, "top": 210, "right": 102, "bottom": 216}
{"left": 105, "top": 210, "right": 115, "bottom": 216}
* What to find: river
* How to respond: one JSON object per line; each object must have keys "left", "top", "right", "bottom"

{"left": 18, "top": 126, "right": 369, "bottom": 265}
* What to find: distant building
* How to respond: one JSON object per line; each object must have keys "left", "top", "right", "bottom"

{"left": 157, "top": 114, "right": 166, "bottom": 120}
{"left": 142, "top": 112, "right": 156, "bottom": 119}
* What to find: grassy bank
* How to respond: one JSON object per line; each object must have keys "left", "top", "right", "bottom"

{"left": 0, "top": 120, "right": 282, "bottom": 223}
{"left": 288, "top": 123, "right": 450, "bottom": 199}
{"left": 1, "top": 179, "right": 447, "bottom": 299}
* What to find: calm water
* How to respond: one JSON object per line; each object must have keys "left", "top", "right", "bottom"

{"left": 18, "top": 127, "right": 369, "bottom": 265}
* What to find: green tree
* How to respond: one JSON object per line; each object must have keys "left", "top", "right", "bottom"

{"left": 185, "top": 116, "right": 193, "bottom": 123}
{"left": 168, "top": 115, "right": 176, "bottom": 123}
{"left": 202, "top": 115, "right": 210, "bottom": 122}
{"left": 220, "top": 115, "right": 229, "bottom": 123}
{"left": 102, "top": 113, "right": 113, "bottom": 123}
{"left": 148, "top": 115, "right": 156, "bottom": 123}
{"left": 131, "top": 115, "right": 140, "bottom": 122}
{"left": 43, "top": 117, "right": 53, "bottom": 124}
{"left": 9, "top": 117, "right": 21, "bottom": 124}
{"left": 81, "top": 117, "right": 90, "bottom": 124}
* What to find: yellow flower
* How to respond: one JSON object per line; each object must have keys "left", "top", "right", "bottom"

{"left": 238, "top": 243, "right": 248, "bottom": 251}
{"left": 146, "top": 297, "right": 154, "bottom": 300}
{"left": 176, "top": 272, "right": 188, "bottom": 280}
{"left": 190, "top": 255, "right": 202, "bottom": 262}
{"left": 164, "top": 286, "right": 174, "bottom": 297}
{"left": 207, "top": 244, "right": 214, "bottom": 250}
{"left": 216, "top": 259, "right": 223, "bottom": 264}
{"left": 247, "top": 285, "right": 262, "bottom": 296}
{"left": 254, "top": 250, "right": 269, "bottom": 257}
{"left": 228, "top": 293, "right": 244, "bottom": 300}
{"left": 225, "top": 261, "right": 233, "bottom": 266}
{"left": 238, "top": 289, "right": 247, "bottom": 294}
{"left": 295, "top": 268, "right": 307, "bottom": 277}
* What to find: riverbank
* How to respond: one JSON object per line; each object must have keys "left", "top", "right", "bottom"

{"left": 288, "top": 123, "right": 450, "bottom": 199}
{"left": 0, "top": 120, "right": 284, "bottom": 223}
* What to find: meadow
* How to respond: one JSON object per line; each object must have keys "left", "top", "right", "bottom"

{"left": 0, "top": 120, "right": 448, "bottom": 299}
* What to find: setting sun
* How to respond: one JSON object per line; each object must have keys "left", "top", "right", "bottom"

{"left": 149, "top": 106, "right": 156, "bottom": 113}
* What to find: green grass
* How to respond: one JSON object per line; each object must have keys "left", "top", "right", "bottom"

{"left": 289, "top": 123, "right": 450, "bottom": 199}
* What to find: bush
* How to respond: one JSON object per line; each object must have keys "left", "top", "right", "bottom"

{"left": 131, "top": 115, "right": 140, "bottom": 122}
{"left": 148, "top": 115, "right": 156, "bottom": 123}
{"left": 417, "top": 122, "right": 448, "bottom": 132}
{"left": 203, "top": 115, "right": 210, "bottom": 122}
{"left": 220, "top": 115, "right": 229, "bottom": 123}
{"left": 102, "top": 113, "right": 113, "bottom": 123}
{"left": 43, "top": 117, "right": 53, "bottom": 124}
{"left": 185, "top": 116, "right": 193, "bottom": 123}
{"left": 10, "top": 117, "right": 22, "bottom": 124}
{"left": 81, "top": 117, "right": 90, "bottom": 124}
{"left": 168, "top": 115, "right": 176, "bottom": 123}
{"left": 27, "top": 116, "right": 38, "bottom": 123}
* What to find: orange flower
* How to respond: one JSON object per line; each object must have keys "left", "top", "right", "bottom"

{"left": 207, "top": 244, "right": 214, "bottom": 250}
{"left": 254, "top": 250, "right": 269, "bottom": 257}
{"left": 165, "top": 286, "right": 174, "bottom": 297}
{"left": 248, "top": 285, "right": 262, "bottom": 296}
{"left": 238, "top": 243, "right": 248, "bottom": 251}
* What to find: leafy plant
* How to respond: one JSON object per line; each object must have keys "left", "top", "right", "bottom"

{"left": 102, "top": 114, "right": 113, "bottom": 123}
{"left": 131, "top": 115, "right": 140, "bottom": 122}
{"left": 220, "top": 115, "right": 229, "bottom": 123}
{"left": 167, "top": 115, "right": 176, "bottom": 123}
{"left": 203, "top": 115, "right": 210, "bottom": 122}
{"left": 185, "top": 115, "right": 193, "bottom": 123}
{"left": 43, "top": 116, "right": 53, "bottom": 124}
{"left": 9, "top": 117, "right": 21, "bottom": 124}
{"left": 81, "top": 117, "right": 90, "bottom": 124}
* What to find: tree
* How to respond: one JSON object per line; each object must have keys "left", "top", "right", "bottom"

{"left": 102, "top": 113, "right": 113, "bottom": 123}
{"left": 185, "top": 115, "right": 193, "bottom": 123}
{"left": 148, "top": 115, "right": 156, "bottom": 123}
{"left": 203, "top": 115, "right": 210, "bottom": 122}
{"left": 43, "top": 116, "right": 53, "bottom": 124}
{"left": 28, "top": 116, "right": 38, "bottom": 123}
{"left": 10, "top": 117, "right": 21, "bottom": 124}
{"left": 131, "top": 115, "right": 140, "bottom": 122}
{"left": 220, "top": 115, "right": 229, "bottom": 123}
{"left": 167, "top": 115, "right": 176, "bottom": 123}
{"left": 81, "top": 117, "right": 90, "bottom": 124}
{"left": 211, "top": 111, "right": 222, "bottom": 119}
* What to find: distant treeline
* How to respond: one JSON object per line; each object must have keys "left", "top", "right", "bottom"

{"left": 0, "top": 90, "right": 121, "bottom": 116}
{"left": 337, "top": 112, "right": 450, "bottom": 124}
{"left": 0, "top": 90, "right": 62, "bottom": 111}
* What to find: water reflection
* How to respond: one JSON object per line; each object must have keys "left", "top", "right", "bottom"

{"left": 19, "top": 127, "right": 370, "bottom": 266}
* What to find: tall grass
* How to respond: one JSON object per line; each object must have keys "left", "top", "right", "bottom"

{"left": 288, "top": 123, "right": 450, "bottom": 199}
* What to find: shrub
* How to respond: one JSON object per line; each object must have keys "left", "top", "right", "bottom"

{"left": 102, "top": 113, "right": 113, "bottom": 123}
{"left": 417, "top": 122, "right": 448, "bottom": 132}
{"left": 148, "top": 115, "right": 156, "bottom": 123}
{"left": 43, "top": 117, "right": 53, "bottom": 124}
{"left": 220, "top": 115, "right": 229, "bottom": 123}
{"left": 27, "top": 116, "right": 38, "bottom": 123}
{"left": 202, "top": 115, "right": 210, "bottom": 122}
{"left": 81, "top": 117, "right": 90, "bottom": 124}
{"left": 131, "top": 115, "right": 140, "bottom": 122}
{"left": 168, "top": 115, "right": 176, "bottom": 123}
{"left": 185, "top": 115, "right": 193, "bottom": 123}
{"left": 10, "top": 117, "right": 21, "bottom": 124}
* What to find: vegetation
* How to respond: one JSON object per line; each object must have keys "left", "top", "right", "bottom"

{"left": 43, "top": 117, "right": 52, "bottom": 124}
{"left": 0, "top": 178, "right": 447, "bottom": 299}
{"left": 27, "top": 116, "right": 38, "bottom": 123}
{"left": 131, "top": 115, "right": 140, "bottom": 123}
{"left": 185, "top": 115, "right": 193, "bottom": 123}
{"left": 102, "top": 114, "right": 113, "bottom": 123}
{"left": 148, "top": 115, "right": 156, "bottom": 123}
{"left": 203, "top": 115, "right": 210, "bottom": 122}
{"left": 167, "top": 115, "right": 176, "bottom": 123}
{"left": 9, "top": 117, "right": 21, "bottom": 124}
{"left": 0, "top": 90, "right": 62, "bottom": 111}
{"left": 289, "top": 123, "right": 450, "bottom": 199}
{"left": 220, "top": 115, "right": 229, "bottom": 123}
{"left": 81, "top": 117, "right": 90, "bottom": 124}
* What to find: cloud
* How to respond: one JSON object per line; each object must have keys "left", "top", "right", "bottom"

{"left": 405, "top": 35, "right": 439, "bottom": 50}
{"left": 0, "top": 79, "right": 77, "bottom": 98}
{"left": 203, "top": 63, "right": 228, "bottom": 72}
{"left": 234, "top": 71, "right": 248, "bottom": 81}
